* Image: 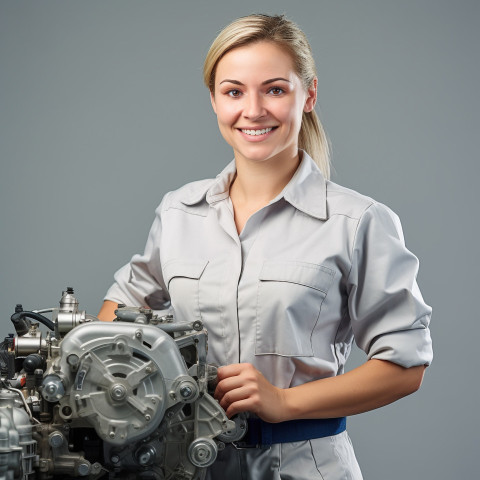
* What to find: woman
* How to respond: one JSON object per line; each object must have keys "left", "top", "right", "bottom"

{"left": 98, "top": 14, "right": 432, "bottom": 479}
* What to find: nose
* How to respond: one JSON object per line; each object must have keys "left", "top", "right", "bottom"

{"left": 243, "top": 93, "right": 266, "bottom": 120}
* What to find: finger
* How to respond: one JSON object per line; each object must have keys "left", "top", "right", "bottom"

{"left": 218, "top": 385, "right": 252, "bottom": 411}
{"left": 225, "top": 398, "right": 255, "bottom": 418}
{"left": 214, "top": 376, "right": 245, "bottom": 400}
{"left": 217, "top": 363, "right": 247, "bottom": 380}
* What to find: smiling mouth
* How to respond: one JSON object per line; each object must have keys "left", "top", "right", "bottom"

{"left": 239, "top": 127, "right": 277, "bottom": 136}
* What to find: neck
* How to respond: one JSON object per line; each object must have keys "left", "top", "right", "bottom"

{"left": 231, "top": 150, "right": 301, "bottom": 205}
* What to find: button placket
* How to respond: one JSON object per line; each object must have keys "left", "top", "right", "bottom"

{"left": 213, "top": 200, "right": 243, "bottom": 364}
{"left": 236, "top": 208, "right": 268, "bottom": 364}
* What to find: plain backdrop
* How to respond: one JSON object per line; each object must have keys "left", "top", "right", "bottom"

{"left": 1, "top": 1, "right": 478, "bottom": 478}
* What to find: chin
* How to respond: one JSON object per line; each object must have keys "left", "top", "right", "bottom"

{"left": 238, "top": 152, "right": 276, "bottom": 164}
{"left": 234, "top": 145, "right": 281, "bottom": 163}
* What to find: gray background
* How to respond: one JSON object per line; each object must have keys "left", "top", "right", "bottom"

{"left": 0, "top": 0, "right": 477, "bottom": 478}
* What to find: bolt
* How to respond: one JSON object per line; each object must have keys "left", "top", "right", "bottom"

{"left": 110, "top": 455, "right": 120, "bottom": 464}
{"left": 67, "top": 354, "right": 79, "bottom": 367}
{"left": 109, "top": 432, "right": 115, "bottom": 439}
{"left": 75, "top": 394, "right": 81, "bottom": 401}
{"left": 110, "top": 384, "right": 127, "bottom": 401}
{"left": 135, "top": 331, "right": 142, "bottom": 339}
{"left": 145, "top": 366, "right": 152, "bottom": 374}
{"left": 49, "top": 433, "right": 64, "bottom": 448}
{"left": 144, "top": 414, "right": 151, "bottom": 422}
{"left": 77, "top": 462, "right": 90, "bottom": 476}
{"left": 136, "top": 445, "right": 156, "bottom": 466}
{"left": 180, "top": 386, "right": 193, "bottom": 398}
{"left": 45, "top": 384, "right": 56, "bottom": 394}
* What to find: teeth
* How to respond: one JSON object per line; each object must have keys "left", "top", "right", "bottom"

{"left": 241, "top": 127, "right": 273, "bottom": 136}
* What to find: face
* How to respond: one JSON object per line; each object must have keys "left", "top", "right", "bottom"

{"left": 210, "top": 41, "right": 317, "bottom": 166}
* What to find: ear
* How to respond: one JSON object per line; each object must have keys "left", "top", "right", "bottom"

{"left": 304, "top": 77, "right": 317, "bottom": 113}
{"left": 210, "top": 91, "right": 217, "bottom": 114}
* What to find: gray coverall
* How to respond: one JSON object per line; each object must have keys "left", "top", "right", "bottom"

{"left": 105, "top": 152, "right": 433, "bottom": 479}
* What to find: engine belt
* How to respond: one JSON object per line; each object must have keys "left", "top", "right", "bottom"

{"left": 233, "top": 416, "right": 347, "bottom": 448}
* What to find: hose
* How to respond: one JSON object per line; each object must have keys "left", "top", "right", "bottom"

{"left": 11, "top": 311, "right": 55, "bottom": 331}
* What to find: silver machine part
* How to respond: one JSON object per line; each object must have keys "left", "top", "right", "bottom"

{"left": 188, "top": 438, "right": 218, "bottom": 468}
{"left": 42, "top": 374, "right": 66, "bottom": 402}
{"left": 54, "top": 288, "right": 97, "bottom": 334}
{"left": 0, "top": 289, "right": 243, "bottom": 479}
{"left": 15, "top": 330, "right": 47, "bottom": 356}
{"left": 0, "top": 390, "right": 36, "bottom": 479}
{"left": 216, "top": 412, "right": 249, "bottom": 443}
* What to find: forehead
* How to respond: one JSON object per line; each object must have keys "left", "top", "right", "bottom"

{"left": 215, "top": 41, "right": 296, "bottom": 84}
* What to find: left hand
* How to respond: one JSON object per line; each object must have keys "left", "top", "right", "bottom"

{"left": 214, "top": 363, "right": 287, "bottom": 423}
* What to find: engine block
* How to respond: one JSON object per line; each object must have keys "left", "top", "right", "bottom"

{"left": 0, "top": 289, "right": 245, "bottom": 479}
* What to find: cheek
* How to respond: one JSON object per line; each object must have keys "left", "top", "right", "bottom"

{"left": 215, "top": 101, "right": 239, "bottom": 126}
{"left": 272, "top": 96, "right": 302, "bottom": 119}
{"left": 276, "top": 103, "right": 304, "bottom": 131}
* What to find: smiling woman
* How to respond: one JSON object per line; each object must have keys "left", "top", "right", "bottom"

{"left": 98, "top": 13, "right": 432, "bottom": 480}
{"left": 204, "top": 14, "right": 330, "bottom": 181}
{"left": 211, "top": 42, "right": 314, "bottom": 171}
{"left": 210, "top": 41, "right": 318, "bottom": 232}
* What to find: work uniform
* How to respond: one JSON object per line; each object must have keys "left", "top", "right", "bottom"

{"left": 105, "top": 152, "right": 433, "bottom": 479}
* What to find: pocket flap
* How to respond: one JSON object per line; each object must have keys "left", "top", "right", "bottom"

{"left": 163, "top": 259, "right": 209, "bottom": 286}
{"left": 259, "top": 260, "right": 335, "bottom": 293}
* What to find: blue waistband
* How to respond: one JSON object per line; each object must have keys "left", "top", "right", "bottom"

{"left": 235, "top": 417, "right": 347, "bottom": 448}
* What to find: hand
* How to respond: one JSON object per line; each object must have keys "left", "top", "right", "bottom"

{"left": 214, "top": 363, "right": 288, "bottom": 423}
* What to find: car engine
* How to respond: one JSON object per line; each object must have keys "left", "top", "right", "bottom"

{"left": 0, "top": 288, "right": 246, "bottom": 479}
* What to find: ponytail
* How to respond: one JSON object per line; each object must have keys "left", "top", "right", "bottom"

{"left": 299, "top": 110, "right": 330, "bottom": 179}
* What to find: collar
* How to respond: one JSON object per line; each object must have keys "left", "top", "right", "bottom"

{"left": 180, "top": 152, "right": 327, "bottom": 220}
{"left": 278, "top": 151, "right": 327, "bottom": 220}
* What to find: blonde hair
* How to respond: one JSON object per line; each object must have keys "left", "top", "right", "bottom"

{"left": 203, "top": 14, "right": 330, "bottom": 179}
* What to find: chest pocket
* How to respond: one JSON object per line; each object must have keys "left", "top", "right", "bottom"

{"left": 162, "top": 259, "right": 209, "bottom": 323}
{"left": 256, "top": 260, "right": 335, "bottom": 357}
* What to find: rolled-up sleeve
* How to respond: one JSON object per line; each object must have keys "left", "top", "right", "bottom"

{"left": 347, "top": 202, "right": 433, "bottom": 367}
{"left": 104, "top": 198, "right": 170, "bottom": 311}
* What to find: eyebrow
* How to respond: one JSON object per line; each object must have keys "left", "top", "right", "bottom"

{"left": 219, "top": 77, "right": 292, "bottom": 86}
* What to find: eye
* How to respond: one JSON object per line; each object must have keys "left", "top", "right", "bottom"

{"left": 227, "top": 89, "right": 242, "bottom": 98}
{"left": 268, "top": 86, "right": 284, "bottom": 96}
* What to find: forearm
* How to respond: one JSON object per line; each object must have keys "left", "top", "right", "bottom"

{"left": 97, "top": 300, "right": 118, "bottom": 322}
{"left": 281, "top": 359, "right": 426, "bottom": 421}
